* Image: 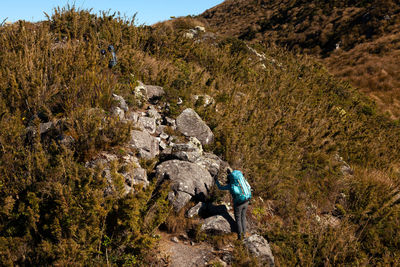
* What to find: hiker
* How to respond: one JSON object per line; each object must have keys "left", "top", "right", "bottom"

{"left": 215, "top": 167, "right": 252, "bottom": 240}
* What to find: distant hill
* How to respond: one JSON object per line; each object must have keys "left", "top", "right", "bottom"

{"left": 200, "top": 0, "right": 400, "bottom": 117}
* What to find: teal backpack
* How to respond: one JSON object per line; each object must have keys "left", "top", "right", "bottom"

{"left": 229, "top": 170, "right": 252, "bottom": 204}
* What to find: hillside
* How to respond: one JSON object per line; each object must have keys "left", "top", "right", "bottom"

{"left": 1, "top": 7, "right": 400, "bottom": 266}
{"left": 200, "top": 0, "right": 400, "bottom": 118}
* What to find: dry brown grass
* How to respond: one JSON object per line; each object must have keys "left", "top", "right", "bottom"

{"left": 200, "top": 0, "right": 400, "bottom": 117}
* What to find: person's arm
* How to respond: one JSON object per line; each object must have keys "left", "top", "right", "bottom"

{"left": 215, "top": 177, "right": 230, "bottom": 190}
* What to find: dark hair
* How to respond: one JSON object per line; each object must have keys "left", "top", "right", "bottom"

{"left": 226, "top": 167, "right": 233, "bottom": 183}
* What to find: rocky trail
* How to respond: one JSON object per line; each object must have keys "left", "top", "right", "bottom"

{"left": 157, "top": 232, "right": 230, "bottom": 267}
{"left": 32, "top": 78, "right": 275, "bottom": 266}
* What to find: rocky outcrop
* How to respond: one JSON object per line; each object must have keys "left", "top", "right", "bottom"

{"left": 156, "top": 160, "right": 213, "bottom": 211}
{"left": 244, "top": 234, "right": 275, "bottom": 266}
{"left": 176, "top": 108, "right": 214, "bottom": 146}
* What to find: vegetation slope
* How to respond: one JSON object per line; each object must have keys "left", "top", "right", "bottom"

{"left": 200, "top": 0, "right": 400, "bottom": 118}
{"left": 0, "top": 7, "right": 400, "bottom": 266}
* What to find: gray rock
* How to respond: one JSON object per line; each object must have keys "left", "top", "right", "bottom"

{"left": 184, "top": 32, "right": 195, "bottom": 39}
{"left": 195, "top": 26, "right": 206, "bottom": 32}
{"left": 124, "top": 184, "right": 134, "bottom": 195}
{"left": 164, "top": 117, "right": 176, "bottom": 128}
{"left": 138, "top": 117, "right": 156, "bottom": 134}
{"left": 112, "top": 93, "right": 129, "bottom": 112}
{"left": 130, "top": 130, "right": 159, "bottom": 159}
{"left": 170, "top": 137, "right": 203, "bottom": 162}
{"left": 200, "top": 215, "right": 232, "bottom": 235}
{"left": 176, "top": 108, "right": 214, "bottom": 146}
{"left": 186, "top": 202, "right": 205, "bottom": 218}
{"left": 193, "top": 94, "right": 214, "bottom": 107}
{"left": 195, "top": 153, "right": 223, "bottom": 177}
{"left": 145, "top": 85, "right": 165, "bottom": 103}
{"left": 159, "top": 140, "right": 167, "bottom": 150}
{"left": 134, "top": 81, "right": 147, "bottom": 98}
{"left": 334, "top": 154, "right": 353, "bottom": 176}
{"left": 156, "top": 160, "right": 213, "bottom": 211}
{"left": 159, "top": 132, "right": 169, "bottom": 140}
{"left": 125, "top": 111, "right": 140, "bottom": 124}
{"left": 111, "top": 106, "right": 125, "bottom": 120}
{"left": 156, "top": 125, "right": 166, "bottom": 136}
{"left": 243, "top": 234, "right": 275, "bottom": 266}
{"left": 123, "top": 167, "right": 148, "bottom": 188}
{"left": 146, "top": 106, "right": 162, "bottom": 121}
{"left": 39, "top": 122, "right": 55, "bottom": 135}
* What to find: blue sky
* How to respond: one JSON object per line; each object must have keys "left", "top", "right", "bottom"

{"left": 1, "top": 0, "right": 224, "bottom": 25}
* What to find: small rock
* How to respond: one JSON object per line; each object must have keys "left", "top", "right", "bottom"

{"left": 112, "top": 94, "right": 129, "bottom": 112}
{"left": 164, "top": 117, "right": 177, "bottom": 129}
{"left": 138, "top": 117, "right": 156, "bottom": 134}
{"left": 186, "top": 202, "right": 205, "bottom": 218}
{"left": 184, "top": 32, "right": 195, "bottom": 39}
{"left": 180, "top": 233, "right": 189, "bottom": 240}
{"left": 146, "top": 106, "right": 162, "bottom": 120}
{"left": 111, "top": 106, "right": 125, "bottom": 120}
{"left": 156, "top": 125, "right": 166, "bottom": 136}
{"left": 160, "top": 132, "right": 169, "bottom": 140}
{"left": 159, "top": 140, "right": 167, "bottom": 150}
{"left": 193, "top": 94, "right": 214, "bottom": 107}
{"left": 125, "top": 111, "right": 140, "bottom": 124}
{"left": 39, "top": 122, "right": 55, "bottom": 135}
{"left": 195, "top": 26, "right": 205, "bottom": 32}
{"left": 171, "top": 236, "right": 179, "bottom": 243}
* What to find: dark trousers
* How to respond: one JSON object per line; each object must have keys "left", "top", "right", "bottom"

{"left": 234, "top": 200, "right": 249, "bottom": 239}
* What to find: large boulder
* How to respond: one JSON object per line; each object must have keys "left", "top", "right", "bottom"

{"left": 176, "top": 108, "right": 214, "bottom": 146}
{"left": 156, "top": 160, "right": 213, "bottom": 211}
{"left": 243, "top": 234, "right": 275, "bottom": 266}
{"left": 129, "top": 130, "right": 159, "bottom": 159}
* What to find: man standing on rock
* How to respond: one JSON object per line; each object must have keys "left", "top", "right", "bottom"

{"left": 215, "top": 168, "right": 252, "bottom": 240}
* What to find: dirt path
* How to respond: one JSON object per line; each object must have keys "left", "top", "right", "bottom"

{"left": 157, "top": 232, "right": 231, "bottom": 267}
